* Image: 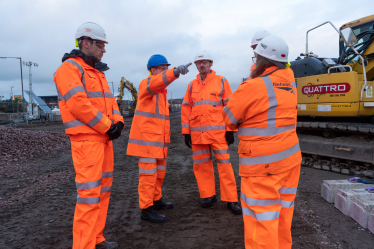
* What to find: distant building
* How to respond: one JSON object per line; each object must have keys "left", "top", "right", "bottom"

{"left": 39, "top": 95, "right": 58, "bottom": 109}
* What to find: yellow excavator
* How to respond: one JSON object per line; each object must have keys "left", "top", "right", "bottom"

{"left": 118, "top": 77, "right": 138, "bottom": 117}
{"left": 290, "top": 14, "right": 374, "bottom": 175}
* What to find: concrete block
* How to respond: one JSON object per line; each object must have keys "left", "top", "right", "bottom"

{"left": 332, "top": 167, "right": 341, "bottom": 173}
{"left": 321, "top": 180, "right": 374, "bottom": 203}
{"left": 363, "top": 170, "right": 374, "bottom": 179}
{"left": 341, "top": 168, "right": 354, "bottom": 175}
{"left": 313, "top": 164, "right": 322, "bottom": 170}
{"left": 350, "top": 196, "right": 374, "bottom": 229}
{"left": 368, "top": 209, "right": 374, "bottom": 234}
{"left": 334, "top": 189, "right": 373, "bottom": 215}
{"left": 322, "top": 165, "right": 331, "bottom": 171}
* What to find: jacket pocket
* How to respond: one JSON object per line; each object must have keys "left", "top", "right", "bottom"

{"left": 140, "top": 121, "right": 163, "bottom": 135}
{"left": 238, "top": 140, "right": 251, "bottom": 155}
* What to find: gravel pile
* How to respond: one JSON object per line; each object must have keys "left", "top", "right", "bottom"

{"left": 0, "top": 126, "right": 70, "bottom": 165}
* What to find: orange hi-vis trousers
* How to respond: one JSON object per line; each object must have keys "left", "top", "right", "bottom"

{"left": 138, "top": 157, "right": 167, "bottom": 209}
{"left": 192, "top": 143, "right": 238, "bottom": 202}
{"left": 241, "top": 165, "right": 300, "bottom": 249}
{"left": 71, "top": 139, "right": 114, "bottom": 249}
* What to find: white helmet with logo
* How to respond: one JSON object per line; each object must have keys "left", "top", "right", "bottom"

{"left": 251, "top": 30, "right": 271, "bottom": 47}
{"left": 254, "top": 35, "right": 288, "bottom": 62}
{"left": 75, "top": 22, "right": 107, "bottom": 44}
{"left": 194, "top": 50, "right": 213, "bottom": 63}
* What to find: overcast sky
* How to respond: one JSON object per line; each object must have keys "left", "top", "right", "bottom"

{"left": 0, "top": 0, "right": 373, "bottom": 101}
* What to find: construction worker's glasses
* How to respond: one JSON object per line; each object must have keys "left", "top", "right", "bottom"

{"left": 92, "top": 40, "right": 106, "bottom": 49}
{"left": 195, "top": 60, "right": 210, "bottom": 65}
{"left": 155, "top": 65, "right": 168, "bottom": 70}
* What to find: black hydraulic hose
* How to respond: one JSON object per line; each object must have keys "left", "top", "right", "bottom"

{"left": 338, "top": 30, "right": 374, "bottom": 65}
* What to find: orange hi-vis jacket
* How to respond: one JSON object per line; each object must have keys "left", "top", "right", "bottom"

{"left": 223, "top": 66, "right": 302, "bottom": 176}
{"left": 181, "top": 70, "right": 234, "bottom": 144}
{"left": 127, "top": 68, "right": 178, "bottom": 159}
{"left": 54, "top": 53, "right": 123, "bottom": 142}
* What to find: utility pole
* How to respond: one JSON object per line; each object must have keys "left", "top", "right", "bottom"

{"left": 23, "top": 61, "right": 38, "bottom": 116}
{"left": 11, "top": 86, "right": 15, "bottom": 113}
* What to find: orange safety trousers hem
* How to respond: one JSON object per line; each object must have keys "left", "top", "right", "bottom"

{"left": 241, "top": 164, "right": 300, "bottom": 249}
{"left": 138, "top": 157, "right": 167, "bottom": 209}
{"left": 192, "top": 143, "right": 238, "bottom": 202}
{"left": 71, "top": 140, "right": 114, "bottom": 249}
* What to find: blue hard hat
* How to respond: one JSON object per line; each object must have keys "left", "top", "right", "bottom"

{"left": 147, "top": 54, "right": 170, "bottom": 70}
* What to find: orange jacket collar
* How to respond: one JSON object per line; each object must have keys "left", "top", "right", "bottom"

{"left": 196, "top": 70, "right": 216, "bottom": 84}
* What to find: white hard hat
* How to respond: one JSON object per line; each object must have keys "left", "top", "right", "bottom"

{"left": 75, "top": 22, "right": 107, "bottom": 43}
{"left": 194, "top": 50, "right": 213, "bottom": 62}
{"left": 251, "top": 30, "right": 271, "bottom": 47}
{"left": 254, "top": 35, "right": 289, "bottom": 62}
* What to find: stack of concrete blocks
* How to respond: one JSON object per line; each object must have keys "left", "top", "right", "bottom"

{"left": 321, "top": 180, "right": 374, "bottom": 234}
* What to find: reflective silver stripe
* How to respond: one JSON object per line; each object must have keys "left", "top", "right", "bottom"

{"left": 192, "top": 149, "right": 211, "bottom": 155}
{"left": 146, "top": 77, "right": 156, "bottom": 95}
{"left": 182, "top": 100, "right": 192, "bottom": 107}
{"left": 66, "top": 60, "right": 86, "bottom": 91}
{"left": 64, "top": 120, "right": 86, "bottom": 129}
{"left": 238, "top": 125, "right": 295, "bottom": 136}
{"left": 76, "top": 179, "right": 102, "bottom": 190}
{"left": 182, "top": 123, "right": 190, "bottom": 128}
{"left": 223, "top": 106, "right": 239, "bottom": 125}
{"left": 87, "top": 111, "right": 103, "bottom": 128}
{"left": 162, "top": 71, "right": 171, "bottom": 85}
{"left": 291, "top": 81, "right": 296, "bottom": 88}
{"left": 216, "top": 158, "right": 230, "bottom": 164}
{"left": 219, "top": 77, "right": 225, "bottom": 102}
{"left": 113, "top": 109, "right": 121, "bottom": 115}
{"left": 263, "top": 76, "right": 277, "bottom": 129}
{"left": 188, "top": 83, "right": 192, "bottom": 102}
{"left": 105, "top": 92, "right": 114, "bottom": 98}
{"left": 157, "top": 165, "right": 167, "bottom": 170}
{"left": 87, "top": 91, "right": 103, "bottom": 98}
{"left": 64, "top": 86, "right": 85, "bottom": 102}
{"left": 56, "top": 85, "right": 63, "bottom": 101}
{"left": 134, "top": 110, "right": 169, "bottom": 120}
{"left": 128, "top": 138, "right": 164, "bottom": 147}
{"left": 281, "top": 200, "right": 294, "bottom": 208}
{"left": 191, "top": 125, "right": 226, "bottom": 132}
{"left": 241, "top": 192, "right": 281, "bottom": 207}
{"left": 193, "top": 156, "right": 212, "bottom": 164}
{"left": 77, "top": 195, "right": 100, "bottom": 205}
{"left": 139, "top": 157, "right": 157, "bottom": 163}
{"left": 212, "top": 149, "right": 228, "bottom": 155}
{"left": 139, "top": 168, "right": 157, "bottom": 174}
{"left": 279, "top": 186, "right": 298, "bottom": 194}
{"left": 155, "top": 94, "right": 159, "bottom": 114}
{"left": 242, "top": 207, "right": 280, "bottom": 221}
{"left": 239, "top": 143, "right": 300, "bottom": 165}
{"left": 193, "top": 100, "right": 223, "bottom": 106}
{"left": 102, "top": 171, "right": 114, "bottom": 178}
{"left": 101, "top": 186, "right": 112, "bottom": 193}
{"left": 223, "top": 97, "right": 230, "bottom": 105}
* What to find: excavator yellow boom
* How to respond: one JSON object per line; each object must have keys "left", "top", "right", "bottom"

{"left": 118, "top": 77, "right": 138, "bottom": 116}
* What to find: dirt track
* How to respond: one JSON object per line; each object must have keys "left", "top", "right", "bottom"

{"left": 1, "top": 113, "right": 374, "bottom": 248}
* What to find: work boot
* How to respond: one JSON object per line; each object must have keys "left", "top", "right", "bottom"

{"left": 141, "top": 206, "right": 166, "bottom": 223}
{"left": 96, "top": 240, "right": 118, "bottom": 249}
{"left": 227, "top": 202, "right": 242, "bottom": 215}
{"left": 201, "top": 195, "right": 217, "bottom": 208}
{"left": 153, "top": 198, "right": 173, "bottom": 210}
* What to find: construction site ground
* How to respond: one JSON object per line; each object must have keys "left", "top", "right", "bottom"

{"left": 1, "top": 113, "right": 374, "bottom": 249}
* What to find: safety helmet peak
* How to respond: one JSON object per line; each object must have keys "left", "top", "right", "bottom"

{"left": 251, "top": 30, "right": 271, "bottom": 47}
{"left": 147, "top": 54, "right": 170, "bottom": 70}
{"left": 75, "top": 22, "right": 107, "bottom": 47}
{"left": 194, "top": 50, "right": 213, "bottom": 63}
{"left": 253, "top": 35, "right": 289, "bottom": 63}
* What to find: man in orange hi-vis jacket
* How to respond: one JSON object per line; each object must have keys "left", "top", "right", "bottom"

{"left": 54, "top": 22, "right": 124, "bottom": 249}
{"left": 181, "top": 50, "right": 242, "bottom": 215}
{"left": 127, "top": 54, "right": 191, "bottom": 223}
{"left": 222, "top": 35, "right": 301, "bottom": 249}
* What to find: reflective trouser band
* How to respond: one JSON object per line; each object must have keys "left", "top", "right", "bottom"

{"left": 182, "top": 100, "right": 192, "bottom": 107}
{"left": 242, "top": 207, "right": 280, "bottom": 221}
{"left": 76, "top": 179, "right": 102, "bottom": 190}
{"left": 193, "top": 156, "right": 212, "bottom": 164}
{"left": 139, "top": 157, "right": 157, "bottom": 163}
{"left": 64, "top": 120, "right": 86, "bottom": 129}
{"left": 241, "top": 192, "right": 281, "bottom": 207}
{"left": 113, "top": 109, "right": 121, "bottom": 115}
{"left": 139, "top": 168, "right": 157, "bottom": 174}
{"left": 193, "top": 100, "right": 222, "bottom": 106}
{"left": 216, "top": 158, "right": 230, "bottom": 164}
{"left": 279, "top": 186, "right": 298, "bottom": 194}
{"left": 223, "top": 105, "right": 239, "bottom": 125}
{"left": 192, "top": 149, "right": 211, "bottom": 155}
{"left": 102, "top": 171, "right": 114, "bottom": 178}
{"left": 157, "top": 165, "right": 167, "bottom": 170}
{"left": 77, "top": 195, "right": 100, "bottom": 205}
{"left": 238, "top": 125, "right": 295, "bottom": 136}
{"left": 239, "top": 143, "right": 300, "bottom": 165}
{"left": 135, "top": 110, "right": 169, "bottom": 120}
{"left": 281, "top": 200, "right": 294, "bottom": 208}
{"left": 128, "top": 138, "right": 168, "bottom": 148}
{"left": 212, "top": 149, "right": 228, "bottom": 155}
{"left": 146, "top": 77, "right": 156, "bottom": 95}
{"left": 182, "top": 123, "right": 190, "bottom": 128}
{"left": 190, "top": 125, "right": 226, "bottom": 131}
{"left": 101, "top": 186, "right": 112, "bottom": 193}
{"left": 64, "top": 86, "right": 85, "bottom": 102}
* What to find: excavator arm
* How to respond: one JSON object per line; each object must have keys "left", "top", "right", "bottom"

{"left": 118, "top": 77, "right": 138, "bottom": 116}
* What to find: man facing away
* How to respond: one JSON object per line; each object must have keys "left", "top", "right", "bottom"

{"left": 127, "top": 54, "right": 191, "bottom": 223}
{"left": 54, "top": 22, "right": 124, "bottom": 249}
{"left": 181, "top": 50, "right": 242, "bottom": 215}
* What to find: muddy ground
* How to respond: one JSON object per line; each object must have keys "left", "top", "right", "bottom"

{"left": 1, "top": 113, "right": 374, "bottom": 249}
